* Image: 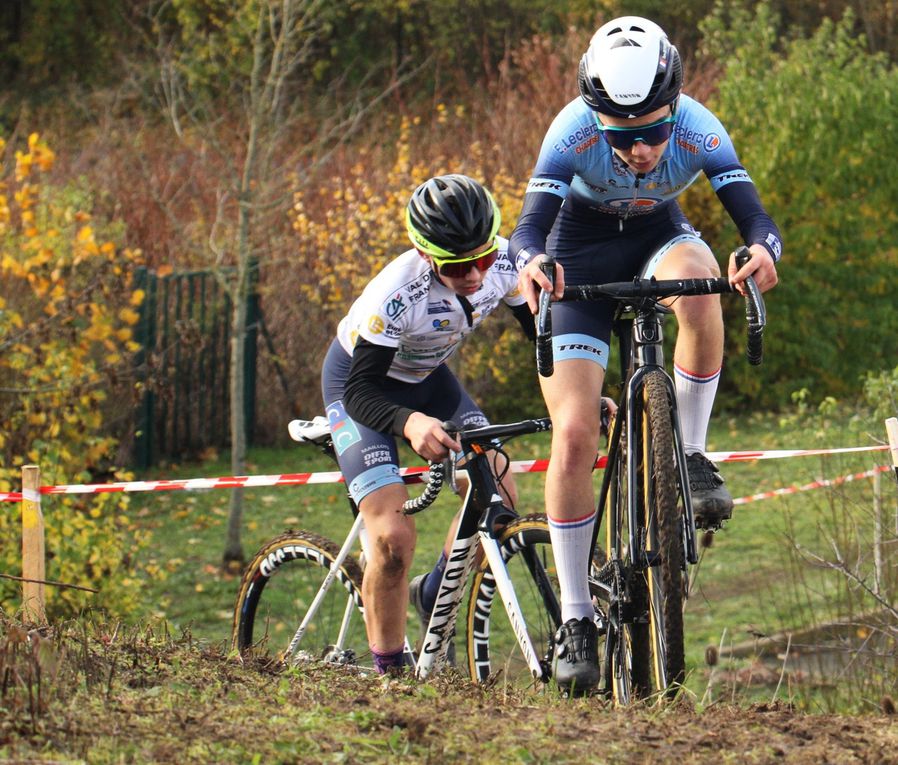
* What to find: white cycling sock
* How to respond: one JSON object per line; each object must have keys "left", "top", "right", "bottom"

{"left": 674, "top": 364, "right": 721, "bottom": 455}
{"left": 548, "top": 511, "right": 597, "bottom": 623}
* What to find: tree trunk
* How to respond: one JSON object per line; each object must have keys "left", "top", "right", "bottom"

{"left": 223, "top": 251, "right": 249, "bottom": 566}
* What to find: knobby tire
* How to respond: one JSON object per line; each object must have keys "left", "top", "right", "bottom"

{"left": 642, "top": 371, "right": 687, "bottom": 694}
{"left": 231, "top": 530, "right": 369, "bottom": 668}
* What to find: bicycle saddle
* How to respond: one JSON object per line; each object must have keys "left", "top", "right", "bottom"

{"left": 288, "top": 416, "right": 331, "bottom": 444}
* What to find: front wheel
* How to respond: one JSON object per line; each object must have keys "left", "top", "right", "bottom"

{"left": 465, "top": 514, "right": 608, "bottom": 687}
{"left": 641, "top": 371, "right": 687, "bottom": 695}
{"left": 232, "top": 530, "right": 370, "bottom": 669}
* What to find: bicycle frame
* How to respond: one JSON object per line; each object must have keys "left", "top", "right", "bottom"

{"left": 279, "top": 416, "right": 554, "bottom": 681}
{"left": 597, "top": 305, "right": 698, "bottom": 569}
{"left": 417, "top": 441, "right": 547, "bottom": 680}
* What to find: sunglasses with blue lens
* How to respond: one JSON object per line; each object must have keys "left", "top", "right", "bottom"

{"left": 595, "top": 113, "right": 677, "bottom": 150}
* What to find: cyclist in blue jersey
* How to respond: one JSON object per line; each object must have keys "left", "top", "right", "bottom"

{"left": 510, "top": 16, "right": 782, "bottom": 693}
{"left": 322, "top": 174, "right": 536, "bottom": 674}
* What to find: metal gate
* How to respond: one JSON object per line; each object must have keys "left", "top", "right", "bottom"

{"left": 132, "top": 266, "right": 258, "bottom": 468}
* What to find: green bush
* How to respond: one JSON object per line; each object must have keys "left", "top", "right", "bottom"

{"left": 696, "top": 2, "right": 898, "bottom": 409}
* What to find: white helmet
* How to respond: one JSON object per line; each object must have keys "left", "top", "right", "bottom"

{"left": 578, "top": 16, "right": 682, "bottom": 117}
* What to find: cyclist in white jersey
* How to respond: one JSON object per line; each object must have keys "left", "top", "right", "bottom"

{"left": 510, "top": 17, "right": 782, "bottom": 693}
{"left": 321, "top": 174, "right": 534, "bottom": 674}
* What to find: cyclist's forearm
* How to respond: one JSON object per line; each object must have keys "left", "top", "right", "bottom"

{"left": 509, "top": 302, "right": 537, "bottom": 343}
{"left": 509, "top": 190, "right": 563, "bottom": 271}
{"left": 715, "top": 181, "right": 783, "bottom": 262}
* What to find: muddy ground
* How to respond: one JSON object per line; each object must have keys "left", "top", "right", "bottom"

{"left": 1, "top": 620, "right": 897, "bottom": 764}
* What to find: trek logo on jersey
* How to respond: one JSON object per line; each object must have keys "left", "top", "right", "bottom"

{"left": 368, "top": 315, "right": 385, "bottom": 334}
{"left": 704, "top": 133, "right": 721, "bottom": 152}
{"left": 713, "top": 170, "right": 751, "bottom": 186}
{"left": 384, "top": 293, "right": 408, "bottom": 319}
{"left": 526, "top": 179, "right": 564, "bottom": 194}
{"left": 325, "top": 401, "right": 362, "bottom": 456}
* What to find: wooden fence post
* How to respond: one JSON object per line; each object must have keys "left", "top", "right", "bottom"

{"left": 887, "top": 418, "right": 898, "bottom": 536}
{"left": 21, "top": 464, "right": 46, "bottom": 624}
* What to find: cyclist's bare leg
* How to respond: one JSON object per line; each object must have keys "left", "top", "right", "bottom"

{"left": 540, "top": 358, "right": 605, "bottom": 522}
{"left": 651, "top": 240, "right": 733, "bottom": 523}
{"left": 540, "top": 357, "right": 604, "bottom": 689}
{"left": 357, "top": 482, "right": 417, "bottom": 654}
{"left": 651, "top": 241, "right": 724, "bottom": 377}
{"left": 542, "top": 359, "right": 604, "bottom": 620}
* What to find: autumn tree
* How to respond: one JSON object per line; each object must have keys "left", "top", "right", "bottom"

{"left": 147, "top": 0, "right": 419, "bottom": 565}
{"left": 0, "top": 133, "right": 150, "bottom": 617}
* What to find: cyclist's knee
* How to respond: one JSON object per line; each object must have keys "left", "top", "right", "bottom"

{"left": 551, "top": 417, "right": 601, "bottom": 471}
{"left": 672, "top": 292, "right": 723, "bottom": 326}
{"left": 371, "top": 525, "right": 416, "bottom": 577}
{"left": 656, "top": 242, "right": 719, "bottom": 280}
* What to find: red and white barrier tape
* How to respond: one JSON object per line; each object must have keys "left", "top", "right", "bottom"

{"left": 732, "top": 465, "right": 892, "bottom": 505}
{"left": 0, "top": 444, "right": 890, "bottom": 503}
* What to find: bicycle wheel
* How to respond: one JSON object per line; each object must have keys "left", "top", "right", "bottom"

{"left": 602, "top": 415, "right": 648, "bottom": 704}
{"left": 465, "top": 514, "right": 608, "bottom": 687}
{"left": 232, "top": 530, "right": 370, "bottom": 668}
{"left": 640, "top": 371, "right": 687, "bottom": 695}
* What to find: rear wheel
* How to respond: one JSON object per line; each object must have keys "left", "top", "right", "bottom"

{"left": 232, "top": 530, "right": 370, "bottom": 669}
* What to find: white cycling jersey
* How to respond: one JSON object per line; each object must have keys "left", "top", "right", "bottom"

{"left": 336, "top": 237, "right": 525, "bottom": 383}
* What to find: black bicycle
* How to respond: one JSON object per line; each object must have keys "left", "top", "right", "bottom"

{"left": 536, "top": 246, "right": 766, "bottom": 703}
{"left": 232, "top": 414, "right": 604, "bottom": 687}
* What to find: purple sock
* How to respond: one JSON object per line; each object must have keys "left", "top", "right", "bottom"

{"left": 371, "top": 646, "right": 407, "bottom": 674}
{"left": 421, "top": 551, "right": 448, "bottom": 613}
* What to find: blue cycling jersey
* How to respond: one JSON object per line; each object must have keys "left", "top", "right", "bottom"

{"left": 510, "top": 94, "right": 782, "bottom": 267}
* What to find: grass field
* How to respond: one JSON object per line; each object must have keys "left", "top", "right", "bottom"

{"left": 3, "top": 406, "right": 896, "bottom": 764}
{"left": 125, "top": 406, "right": 897, "bottom": 711}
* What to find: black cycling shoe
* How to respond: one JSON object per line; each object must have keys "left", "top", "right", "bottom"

{"left": 551, "top": 617, "right": 600, "bottom": 695}
{"left": 409, "top": 574, "right": 456, "bottom": 667}
{"left": 686, "top": 452, "right": 734, "bottom": 530}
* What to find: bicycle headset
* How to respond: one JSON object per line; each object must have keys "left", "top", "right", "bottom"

{"left": 578, "top": 16, "right": 683, "bottom": 118}
{"left": 405, "top": 174, "right": 501, "bottom": 258}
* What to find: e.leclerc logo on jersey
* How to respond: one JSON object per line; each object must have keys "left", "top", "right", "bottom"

{"left": 704, "top": 133, "right": 721, "bottom": 151}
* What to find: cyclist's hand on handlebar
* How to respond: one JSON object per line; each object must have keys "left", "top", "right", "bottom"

{"left": 518, "top": 254, "right": 565, "bottom": 314}
{"left": 403, "top": 412, "right": 462, "bottom": 462}
{"left": 728, "top": 244, "right": 779, "bottom": 295}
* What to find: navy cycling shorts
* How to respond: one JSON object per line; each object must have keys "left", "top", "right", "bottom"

{"left": 320, "top": 338, "right": 489, "bottom": 504}
{"left": 547, "top": 203, "right": 708, "bottom": 368}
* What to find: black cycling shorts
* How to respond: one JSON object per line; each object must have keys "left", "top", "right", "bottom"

{"left": 547, "top": 202, "right": 708, "bottom": 368}
{"left": 321, "top": 339, "right": 488, "bottom": 504}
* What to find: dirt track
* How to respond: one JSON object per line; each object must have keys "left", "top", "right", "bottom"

{"left": 2, "top": 622, "right": 897, "bottom": 764}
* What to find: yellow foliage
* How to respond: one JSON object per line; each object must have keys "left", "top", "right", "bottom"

{"left": 0, "top": 132, "right": 147, "bottom": 620}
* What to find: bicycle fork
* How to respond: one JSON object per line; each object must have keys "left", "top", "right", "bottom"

{"left": 477, "top": 496, "right": 547, "bottom": 681}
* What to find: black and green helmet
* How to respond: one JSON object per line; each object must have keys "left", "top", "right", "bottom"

{"left": 406, "top": 174, "right": 501, "bottom": 258}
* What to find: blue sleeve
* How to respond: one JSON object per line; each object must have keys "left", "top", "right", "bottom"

{"left": 713, "top": 168, "right": 783, "bottom": 262}
{"left": 509, "top": 187, "right": 565, "bottom": 270}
